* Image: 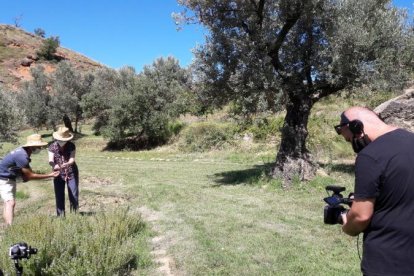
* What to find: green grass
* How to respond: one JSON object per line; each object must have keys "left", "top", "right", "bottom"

{"left": 15, "top": 190, "right": 29, "bottom": 199}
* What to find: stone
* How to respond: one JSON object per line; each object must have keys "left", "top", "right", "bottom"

{"left": 374, "top": 87, "right": 414, "bottom": 132}
{"left": 20, "top": 57, "right": 33, "bottom": 67}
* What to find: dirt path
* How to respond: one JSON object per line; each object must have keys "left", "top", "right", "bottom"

{"left": 138, "top": 206, "right": 177, "bottom": 276}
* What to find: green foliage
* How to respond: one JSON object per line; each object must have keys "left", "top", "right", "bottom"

{"left": 18, "top": 66, "right": 51, "bottom": 129}
{"left": 49, "top": 61, "right": 94, "bottom": 132}
{"left": 0, "top": 87, "right": 21, "bottom": 143}
{"left": 178, "top": 122, "right": 236, "bottom": 152}
{"left": 34, "top": 28, "right": 45, "bottom": 38}
{"left": 0, "top": 209, "right": 150, "bottom": 275}
{"left": 80, "top": 67, "right": 120, "bottom": 134}
{"left": 83, "top": 58, "right": 191, "bottom": 149}
{"left": 242, "top": 113, "right": 284, "bottom": 141}
{"left": 37, "top": 36, "right": 60, "bottom": 60}
{"left": 168, "top": 120, "right": 186, "bottom": 137}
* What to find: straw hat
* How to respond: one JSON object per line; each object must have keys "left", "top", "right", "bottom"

{"left": 53, "top": 127, "right": 74, "bottom": 141}
{"left": 22, "top": 134, "right": 48, "bottom": 147}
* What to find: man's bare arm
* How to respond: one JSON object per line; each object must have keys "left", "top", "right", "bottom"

{"left": 342, "top": 198, "right": 375, "bottom": 236}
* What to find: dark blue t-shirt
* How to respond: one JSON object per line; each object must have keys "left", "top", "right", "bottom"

{"left": 355, "top": 129, "right": 414, "bottom": 275}
{"left": 0, "top": 147, "right": 31, "bottom": 180}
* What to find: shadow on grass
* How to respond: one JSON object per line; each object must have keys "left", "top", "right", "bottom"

{"left": 319, "top": 162, "right": 354, "bottom": 174}
{"left": 79, "top": 211, "right": 96, "bottom": 216}
{"left": 214, "top": 161, "right": 354, "bottom": 187}
{"left": 212, "top": 163, "right": 273, "bottom": 187}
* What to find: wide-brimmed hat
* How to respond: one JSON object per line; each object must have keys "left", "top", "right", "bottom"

{"left": 53, "top": 127, "right": 74, "bottom": 141}
{"left": 22, "top": 134, "right": 48, "bottom": 147}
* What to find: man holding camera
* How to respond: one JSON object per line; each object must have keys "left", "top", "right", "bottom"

{"left": 0, "top": 134, "right": 59, "bottom": 225}
{"left": 335, "top": 106, "right": 414, "bottom": 275}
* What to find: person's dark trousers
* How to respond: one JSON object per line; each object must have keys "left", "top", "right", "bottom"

{"left": 53, "top": 172, "right": 79, "bottom": 216}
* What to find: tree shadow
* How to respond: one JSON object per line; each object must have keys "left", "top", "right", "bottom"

{"left": 212, "top": 161, "right": 354, "bottom": 188}
{"left": 212, "top": 163, "right": 273, "bottom": 187}
{"left": 79, "top": 211, "right": 96, "bottom": 216}
{"left": 318, "top": 162, "right": 355, "bottom": 174}
{"left": 103, "top": 137, "right": 166, "bottom": 151}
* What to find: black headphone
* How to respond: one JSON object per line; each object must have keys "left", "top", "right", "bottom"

{"left": 348, "top": 120, "right": 364, "bottom": 135}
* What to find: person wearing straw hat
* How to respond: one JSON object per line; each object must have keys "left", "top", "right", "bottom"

{"left": 0, "top": 134, "right": 60, "bottom": 225}
{"left": 48, "top": 126, "right": 79, "bottom": 216}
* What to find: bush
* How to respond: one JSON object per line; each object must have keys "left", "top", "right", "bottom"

{"left": 0, "top": 208, "right": 150, "bottom": 275}
{"left": 178, "top": 122, "right": 235, "bottom": 152}
{"left": 85, "top": 59, "right": 191, "bottom": 150}
{"left": 34, "top": 28, "right": 45, "bottom": 38}
{"left": 0, "top": 88, "right": 21, "bottom": 143}
{"left": 37, "top": 36, "right": 60, "bottom": 60}
{"left": 243, "top": 114, "right": 284, "bottom": 141}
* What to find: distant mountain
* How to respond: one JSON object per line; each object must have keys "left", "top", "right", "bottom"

{"left": 0, "top": 24, "right": 105, "bottom": 91}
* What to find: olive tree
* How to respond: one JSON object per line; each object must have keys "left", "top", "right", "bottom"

{"left": 0, "top": 87, "right": 21, "bottom": 143}
{"left": 19, "top": 65, "right": 51, "bottom": 129}
{"left": 176, "top": 0, "right": 414, "bottom": 184}
{"left": 49, "top": 61, "right": 94, "bottom": 132}
{"left": 82, "top": 57, "right": 191, "bottom": 149}
{"left": 81, "top": 67, "right": 122, "bottom": 134}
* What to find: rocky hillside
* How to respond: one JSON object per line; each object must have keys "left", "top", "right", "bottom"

{"left": 0, "top": 24, "right": 105, "bottom": 91}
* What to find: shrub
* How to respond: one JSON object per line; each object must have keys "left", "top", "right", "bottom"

{"left": 178, "top": 122, "right": 235, "bottom": 152}
{"left": 34, "top": 28, "right": 45, "bottom": 38}
{"left": 244, "top": 114, "right": 284, "bottom": 141}
{"left": 0, "top": 88, "right": 21, "bottom": 143}
{"left": 0, "top": 208, "right": 150, "bottom": 275}
{"left": 37, "top": 36, "right": 60, "bottom": 60}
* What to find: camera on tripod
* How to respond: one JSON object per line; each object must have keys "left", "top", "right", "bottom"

{"left": 8, "top": 242, "right": 38, "bottom": 276}
{"left": 323, "top": 185, "right": 353, "bottom": 224}
{"left": 9, "top": 242, "right": 37, "bottom": 260}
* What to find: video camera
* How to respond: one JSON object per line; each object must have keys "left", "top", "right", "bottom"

{"left": 9, "top": 242, "right": 37, "bottom": 260}
{"left": 8, "top": 242, "right": 37, "bottom": 276}
{"left": 323, "top": 185, "right": 353, "bottom": 224}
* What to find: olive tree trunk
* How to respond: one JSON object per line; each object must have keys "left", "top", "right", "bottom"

{"left": 271, "top": 91, "right": 316, "bottom": 186}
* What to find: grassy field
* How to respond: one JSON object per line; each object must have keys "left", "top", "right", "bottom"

{"left": 0, "top": 98, "right": 386, "bottom": 275}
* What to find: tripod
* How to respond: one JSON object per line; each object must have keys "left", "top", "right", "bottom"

{"left": 13, "top": 259, "right": 24, "bottom": 276}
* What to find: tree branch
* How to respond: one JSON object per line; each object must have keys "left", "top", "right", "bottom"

{"left": 311, "top": 82, "right": 348, "bottom": 102}
{"left": 268, "top": 7, "right": 303, "bottom": 78}
{"left": 243, "top": 0, "right": 266, "bottom": 36}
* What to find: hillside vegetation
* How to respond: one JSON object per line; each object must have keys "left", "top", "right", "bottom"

{"left": 0, "top": 24, "right": 103, "bottom": 91}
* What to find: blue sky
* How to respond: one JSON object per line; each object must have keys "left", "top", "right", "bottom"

{"left": 0, "top": 0, "right": 412, "bottom": 72}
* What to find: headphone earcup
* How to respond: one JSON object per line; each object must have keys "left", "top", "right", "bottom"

{"left": 348, "top": 120, "right": 363, "bottom": 134}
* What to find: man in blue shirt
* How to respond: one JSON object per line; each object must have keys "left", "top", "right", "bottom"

{"left": 0, "top": 134, "right": 59, "bottom": 225}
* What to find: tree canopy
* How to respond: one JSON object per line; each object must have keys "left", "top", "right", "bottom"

{"left": 81, "top": 57, "right": 191, "bottom": 149}
{"left": 0, "top": 87, "right": 21, "bottom": 143}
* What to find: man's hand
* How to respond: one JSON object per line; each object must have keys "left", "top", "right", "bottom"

{"left": 50, "top": 170, "right": 60, "bottom": 178}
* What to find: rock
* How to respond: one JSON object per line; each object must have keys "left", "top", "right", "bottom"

{"left": 374, "top": 87, "right": 414, "bottom": 132}
{"left": 20, "top": 57, "right": 33, "bottom": 67}
{"left": 26, "top": 54, "right": 38, "bottom": 61}
{"left": 243, "top": 133, "right": 253, "bottom": 142}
